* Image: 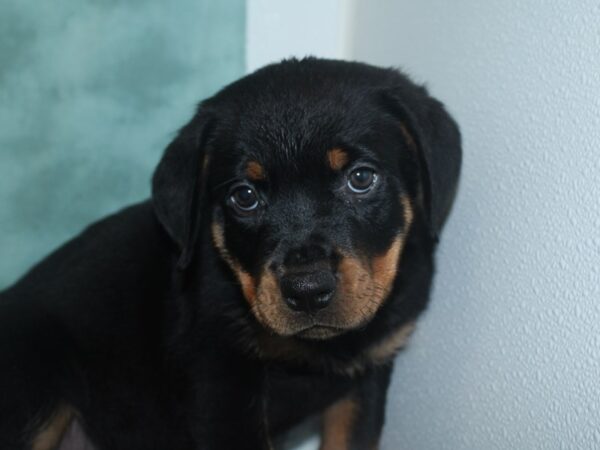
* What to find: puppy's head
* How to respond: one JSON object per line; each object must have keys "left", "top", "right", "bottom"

{"left": 153, "top": 58, "right": 461, "bottom": 340}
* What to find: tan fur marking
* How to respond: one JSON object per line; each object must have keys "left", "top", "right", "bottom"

{"left": 367, "top": 321, "right": 416, "bottom": 364}
{"left": 320, "top": 396, "right": 357, "bottom": 450}
{"left": 371, "top": 237, "right": 402, "bottom": 293}
{"left": 211, "top": 222, "right": 257, "bottom": 304}
{"left": 332, "top": 253, "right": 386, "bottom": 335}
{"left": 201, "top": 153, "right": 210, "bottom": 175}
{"left": 257, "top": 269, "right": 279, "bottom": 304}
{"left": 211, "top": 221, "right": 225, "bottom": 249}
{"left": 331, "top": 195, "right": 414, "bottom": 331}
{"left": 211, "top": 222, "right": 234, "bottom": 267}
{"left": 255, "top": 269, "right": 288, "bottom": 332}
{"left": 398, "top": 125, "right": 425, "bottom": 205}
{"left": 337, "top": 256, "right": 367, "bottom": 300}
{"left": 399, "top": 123, "right": 417, "bottom": 152}
{"left": 212, "top": 194, "right": 415, "bottom": 348}
{"left": 327, "top": 148, "right": 349, "bottom": 171}
{"left": 246, "top": 161, "right": 265, "bottom": 181}
{"left": 31, "top": 404, "right": 74, "bottom": 450}
{"left": 371, "top": 195, "right": 413, "bottom": 293}
{"left": 239, "top": 271, "right": 257, "bottom": 305}
{"left": 400, "top": 194, "right": 414, "bottom": 229}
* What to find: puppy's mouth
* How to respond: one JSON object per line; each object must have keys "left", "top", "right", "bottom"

{"left": 293, "top": 324, "right": 347, "bottom": 340}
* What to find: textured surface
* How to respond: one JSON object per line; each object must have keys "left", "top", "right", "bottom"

{"left": 0, "top": 0, "right": 245, "bottom": 289}
{"left": 350, "top": 1, "right": 600, "bottom": 448}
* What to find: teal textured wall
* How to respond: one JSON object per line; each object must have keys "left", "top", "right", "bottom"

{"left": 0, "top": 0, "right": 245, "bottom": 288}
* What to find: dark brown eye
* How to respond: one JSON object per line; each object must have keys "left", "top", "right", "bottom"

{"left": 347, "top": 167, "right": 377, "bottom": 193}
{"left": 230, "top": 185, "right": 259, "bottom": 212}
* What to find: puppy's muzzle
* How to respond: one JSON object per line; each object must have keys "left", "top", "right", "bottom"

{"left": 278, "top": 243, "right": 337, "bottom": 313}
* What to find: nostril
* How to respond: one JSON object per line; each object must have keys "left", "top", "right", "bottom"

{"left": 281, "top": 271, "right": 336, "bottom": 313}
{"left": 309, "top": 291, "right": 334, "bottom": 311}
{"left": 284, "top": 296, "right": 302, "bottom": 312}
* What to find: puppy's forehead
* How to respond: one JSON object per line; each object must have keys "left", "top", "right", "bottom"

{"left": 241, "top": 98, "right": 373, "bottom": 147}
{"left": 206, "top": 60, "right": 408, "bottom": 178}
{"left": 227, "top": 99, "right": 384, "bottom": 178}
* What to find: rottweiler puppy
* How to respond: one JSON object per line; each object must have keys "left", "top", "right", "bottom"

{"left": 0, "top": 58, "right": 461, "bottom": 450}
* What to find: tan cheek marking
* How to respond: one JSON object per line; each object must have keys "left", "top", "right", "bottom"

{"left": 338, "top": 256, "right": 366, "bottom": 292}
{"left": 371, "top": 237, "right": 402, "bottom": 293}
{"left": 335, "top": 197, "right": 414, "bottom": 327}
{"left": 257, "top": 269, "right": 279, "bottom": 306}
{"left": 211, "top": 222, "right": 257, "bottom": 305}
{"left": 400, "top": 194, "right": 414, "bottom": 230}
{"left": 320, "top": 396, "right": 357, "bottom": 450}
{"left": 256, "top": 269, "right": 292, "bottom": 333}
{"left": 371, "top": 195, "right": 414, "bottom": 292}
{"left": 31, "top": 404, "right": 74, "bottom": 450}
{"left": 367, "top": 321, "right": 416, "bottom": 364}
{"left": 336, "top": 254, "right": 386, "bottom": 328}
{"left": 246, "top": 161, "right": 266, "bottom": 181}
{"left": 327, "top": 148, "right": 349, "bottom": 171}
{"left": 211, "top": 222, "right": 291, "bottom": 334}
{"left": 337, "top": 255, "right": 370, "bottom": 306}
{"left": 211, "top": 222, "right": 234, "bottom": 267}
{"left": 238, "top": 271, "right": 257, "bottom": 305}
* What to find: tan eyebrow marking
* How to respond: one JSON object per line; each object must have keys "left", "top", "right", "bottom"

{"left": 327, "top": 148, "right": 349, "bottom": 171}
{"left": 246, "top": 161, "right": 266, "bottom": 181}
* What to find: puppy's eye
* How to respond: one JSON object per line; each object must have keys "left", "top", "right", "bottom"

{"left": 347, "top": 167, "right": 377, "bottom": 193}
{"left": 229, "top": 185, "right": 260, "bottom": 213}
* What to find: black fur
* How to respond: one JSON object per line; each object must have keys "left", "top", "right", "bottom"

{"left": 0, "top": 58, "right": 461, "bottom": 450}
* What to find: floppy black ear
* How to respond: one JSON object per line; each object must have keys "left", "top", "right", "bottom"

{"left": 152, "top": 110, "right": 213, "bottom": 269}
{"left": 383, "top": 87, "right": 462, "bottom": 240}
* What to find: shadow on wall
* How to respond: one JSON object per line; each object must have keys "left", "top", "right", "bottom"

{"left": 0, "top": 0, "right": 245, "bottom": 289}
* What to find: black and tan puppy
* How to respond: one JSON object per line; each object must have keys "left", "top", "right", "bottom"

{"left": 0, "top": 58, "right": 461, "bottom": 450}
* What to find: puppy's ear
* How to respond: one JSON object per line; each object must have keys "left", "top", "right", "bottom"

{"left": 383, "top": 87, "right": 462, "bottom": 240}
{"left": 152, "top": 110, "right": 213, "bottom": 269}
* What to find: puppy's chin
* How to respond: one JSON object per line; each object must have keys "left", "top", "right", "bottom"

{"left": 253, "top": 314, "right": 347, "bottom": 340}
{"left": 252, "top": 298, "right": 382, "bottom": 341}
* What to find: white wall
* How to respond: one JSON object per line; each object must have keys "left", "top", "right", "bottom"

{"left": 246, "top": 0, "right": 351, "bottom": 71}
{"left": 350, "top": 1, "right": 600, "bottom": 449}
{"left": 247, "top": 1, "right": 600, "bottom": 449}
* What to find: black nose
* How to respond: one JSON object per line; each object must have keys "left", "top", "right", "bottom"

{"left": 280, "top": 271, "right": 336, "bottom": 313}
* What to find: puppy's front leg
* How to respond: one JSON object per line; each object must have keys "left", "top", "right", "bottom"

{"left": 188, "top": 359, "right": 273, "bottom": 450}
{"left": 320, "top": 365, "right": 393, "bottom": 450}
